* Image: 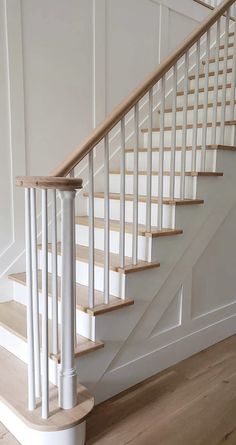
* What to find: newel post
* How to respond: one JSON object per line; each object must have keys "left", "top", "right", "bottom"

{"left": 58, "top": 189, "right": 77, "bottom": 409}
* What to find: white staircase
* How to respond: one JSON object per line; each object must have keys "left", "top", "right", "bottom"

{"left": 1, "top": 1, "right": 236, "bottom": 444}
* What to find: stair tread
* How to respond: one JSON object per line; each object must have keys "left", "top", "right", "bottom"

{"left": 75, "top": 216, "right": 183, "bottom": 238}
{"left": 0, "top": 344, "right": 94, "bottom": 431}
{"left": 189, "top": 67, "right": 232, "bottom": 80}
{"left": 163, "top": 100, "right": 236, "bottom": 113}
{"left": 9, "top": 272, "right": 134, "bottom": 316}
{"left": 141, "top": 121, "right": 236, "bottom": 133}
{"left": 84, "top": 191, "right": 204, "bottom": 205}
{"left": 109, "top": 169, "right": 223, "bottom": 177}
{"left": 125, "top": 145, "right": 236, "bottom": 153}
{"left": 177, "top": 83, "right": 233, "bottom": 96}
{"left": 42, "top": 243, "right": 160, "bottom": 274}
{"left": 0, "top": 300, "right": 104, "bottom": 358}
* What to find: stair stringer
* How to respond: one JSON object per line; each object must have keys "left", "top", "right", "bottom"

{"left": 74, "top": 150, "right": 236, "bottom": 402}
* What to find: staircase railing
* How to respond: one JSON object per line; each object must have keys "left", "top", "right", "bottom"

{"left": 16, "top": 0, "right": 236, "bottom": 419}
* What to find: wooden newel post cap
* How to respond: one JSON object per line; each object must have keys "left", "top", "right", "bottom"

{"left": 16, "top": 176, "right": 83, "bottom": 190}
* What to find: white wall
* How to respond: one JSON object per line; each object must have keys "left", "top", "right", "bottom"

{"left": 0, "top": 0, "right": 209, "bottom": 296}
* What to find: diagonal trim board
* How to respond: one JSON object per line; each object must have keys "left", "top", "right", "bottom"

{"left": 150, "top": 286, "right": 183, "bottom": 337}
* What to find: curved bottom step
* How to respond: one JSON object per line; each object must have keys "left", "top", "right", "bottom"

{"left": 0, "top": 346, "right": 93, "bottom": 445}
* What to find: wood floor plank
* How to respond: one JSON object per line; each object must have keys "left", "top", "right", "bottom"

{"left": 86, "top": 335, "right": 236, "bottom": 445}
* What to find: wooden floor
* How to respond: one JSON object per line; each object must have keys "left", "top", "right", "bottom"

{"left": 0, "top": 424, "right": 19, "bottom": 445}
{"left": 86, "top": 335, "right": 236, "bottom": 445}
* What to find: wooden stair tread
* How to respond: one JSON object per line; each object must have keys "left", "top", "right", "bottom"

{"left": 109, "top": 169, "right": 223, "bottom": 177}
{"left": 163, "top": 100, "right": 236, "bottom": 113}
{"left": 9, "top": 272, "right": 134, "bottom": 316}
{"left": 219, "top": 42, "right": 234, "bottom": 50}
{"left": 42, "top": 243, "right": 160, "bottom": 274}
{"left": 141, "top": 121, "right": 235, "bottom": 133}
{"left": 188, "top": 67, "right": 232, "bottom": 80}
{"left": 177, "top": 83, "right": 232, "bottom": 96}
{"left": 0, "top": 300, "right": 104, "bottom": 358}
{"left": 75, "top": 216, "right": 183, "bottom": 238}
{"left": 0, "top": 345, "right": 94, "bottom": 431}
{"left": 125, "top": 145, "right": 236, "bottom": 153}
{"left": 84, "top": 191, "right": 204, "bottom": 206}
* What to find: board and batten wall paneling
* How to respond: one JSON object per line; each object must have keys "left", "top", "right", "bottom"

{"left": 0, "top": 0, "right": 205, "bottom": 298}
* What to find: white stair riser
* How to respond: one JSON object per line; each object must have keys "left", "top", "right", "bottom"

{"left": 0, "top": 324, "right": 58, "bottom": 384}
{"left": 88, "top": 197, "right": 175, "bottom": 227}
{"left": 39, "top": 251, "right": 123, "bottom": 298}
{"left": 76, "top": 224, "right": 147, "bottom": 261}
{"left": 109, "top": 173, "right": 194, "bottom": 199}
{"left": 126, "top": 149, "right": 215, "bottom": 171}
{"left": 189, "top": 72, "right": 233, "bottom": 89}
{"left": 163, "top": 104, "right": 236, "bottom": 127}
{"left": 12, "top": 281, "right": 95, "bottom": 340}
{"left": 142, "top": 126, "right": 232, "bottom": 147}
{"left": 177, "top": 87, "right": 235, "bottom": 107}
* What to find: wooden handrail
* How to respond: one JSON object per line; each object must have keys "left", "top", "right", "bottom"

{"left": 51, "top": 0, "right": 234, "bottom": 178}
{"left": 16, "top": 176, "right": 83, "bottom": 190}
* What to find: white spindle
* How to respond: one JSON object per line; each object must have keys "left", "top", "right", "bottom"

{"left": 170, "top": 64, "right": 177, "bottom": 199}
{"left": 146, "top": 89, "right": 153, "bottom": 233}
{"left": 220, "top": 10, "right": 230, "bottom": 144}
{"left": 88, "top": 151, "right": 95, "bottom": 307}
{"left": 59, "top": 190, "right": 77, "bottom": 409}
{"left": 41, "top": 189, "right": 49, "bottom": 419}
{"left": 132, "top": 103, "right": 139, "bottom": 264}
{"left": 104, "top": 135, "right": 110, "bottom": 303}
{"left": 181, "top": 51, "right": 189, "bottom": 199}
{"left": 120, "top": 118, "right": 126, "bottom": 269}
{"left": 25, "top": 188, "right": 36, "bottom": 411}
{"left": 212, "top": 19, "right": 221, "bottom": 145}
{"left": 51, "top": 189, "right": 58, "bottom": 355}
{"left": 192, "top": 40, "right": 200, "bottom": 172}
{"left": 201, "top": 29, "right": 211, "bottom": 171}
{"left": 30, "top": 188, "right": 41, "bottom": 399}
{"left": 158, "top": 77, "right": 165, "bottom": 230}
{"left": 230, "top": 4, "right": 236, "bottom": 120}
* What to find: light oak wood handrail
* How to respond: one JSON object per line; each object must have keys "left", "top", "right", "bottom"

{"left": 16, "top": 176, "right": 83, "bottom": 190}
{"left": 51, "top": 0, "right": 234, "bottom": 178}
{"left": 193, "top": 0, "right": 235, "bottom": 20}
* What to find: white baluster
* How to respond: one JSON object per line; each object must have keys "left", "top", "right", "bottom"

{"left": 120, "top": 118, "right": 126, "bottom": 269}
{"left": 220, "top": 10, "right": 230, "bottom": 144}
{"left": 212, "top": 19, "right": 221, "bottom": 145}
{"left": 132, "top": 103, "right": 139, "bottom": 264}
{"left": 104, "top": 135, "right": 110, "bottom": 304}
{"left": 181, "top": 51, "right": 189, "bottom": 199}
{"left": 230, "top": 4, "right": 236, "bottom": 121}
{"left": 170, "top": 64, "right": 177, "bottom": 199}
{"left": 51, "top": 189, "right": 59, "bottom": 355}
{"left": 158, "top": 77, "right": 165, "bottom": 230}
{"left": 192, "top": 40, "right": 200, "bottom": 172}
{"left": 146, "top": 89, "right": 153, "bottom": 233}
{"left": 89, "top": 151, "right": 95, "bottom": 308}
{"left": 59, "top": 190, "right": 77, "bottom": 409}
{"left": 25, "top": 188, "right": 36, "bottom": 411}
{"left": 30, "top": 188, "right": 41, "bottom": 399}
{"left": 41, "top": 189, "right": 49, "bottom": 419}
{"left": 201, "top": 29, "right": 211, "bottom": 171}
